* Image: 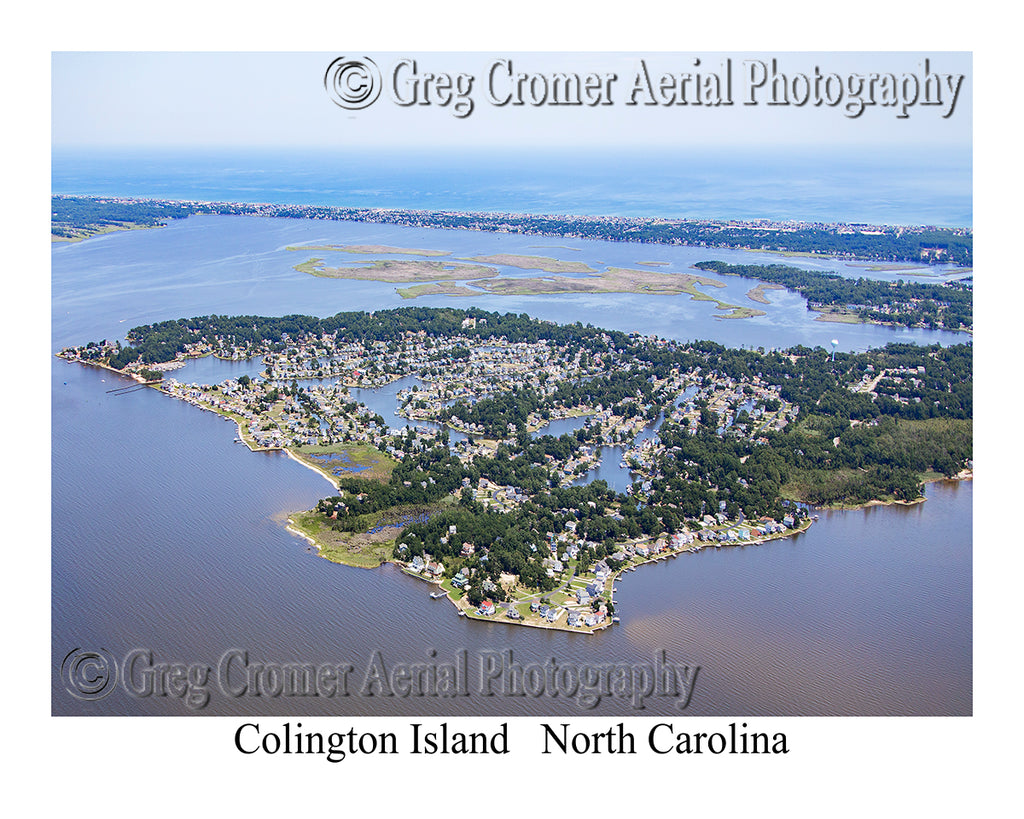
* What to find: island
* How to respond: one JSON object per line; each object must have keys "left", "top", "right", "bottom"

{"left": 58, "top": 307, "right": 972, "bottom": 633}
{"left": 52, "top": 195, "right": 973, "bottom": 266}
{"left": 296, "top": 257, "right": 499, "bottom": 282}
{"left": 694, "top": 261, "right": 972, "bottom": 332}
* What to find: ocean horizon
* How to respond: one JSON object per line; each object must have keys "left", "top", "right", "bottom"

{"left": 51, "top": 145, "right": 972, "bottom": 228}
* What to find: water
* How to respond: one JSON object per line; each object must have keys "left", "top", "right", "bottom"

{"left": 53, "top": 214, "right": 966, "bottom": 356}
{"left": 52, "top": 212, "right": 971, "bottom": 716}
{"left": 51, "top": 146, "right": 972, "bottom": 227}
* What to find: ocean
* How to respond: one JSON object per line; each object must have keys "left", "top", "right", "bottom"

{"left": 51, "top": 146, "right": 972, "bottom": 227}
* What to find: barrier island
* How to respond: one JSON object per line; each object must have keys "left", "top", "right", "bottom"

{"left": 59, "top": 307, "right": 972, "bottom": 633}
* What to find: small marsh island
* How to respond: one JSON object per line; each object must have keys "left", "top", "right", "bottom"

{"left": 59, "top": 307, "right": 972, "bottom": 634}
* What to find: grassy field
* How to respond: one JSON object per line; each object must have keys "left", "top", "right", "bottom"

{"left": 290, "top": 496, "right": 451, "bottom": 569}
{"left": 291, "top": 443, "right": 396, "bottom": 484}
{"left": 300, "top": 256, "right": 769, "bottom": 321}
{"left": 51, "top": 222, "right": 159, "bottom": 243}
{"left": 465, "top": 253, "right": 596, "bottom": 273}
{"left": 810, "top": 306, "right": 866, "bottom": 324}
{"left": 297, "top": 258, "right": 498, "bottom": 282}
{"left": 467, "top": 266, "right": 725, "bottom": 297}
{"left": 396, "top": 282, "right": 483, "bottom": 299}
{"left": 746, "top": 282, "right": 786, "bottom": 305}
{"left": 288, "top": 510, "right": 396, "bottom": 568}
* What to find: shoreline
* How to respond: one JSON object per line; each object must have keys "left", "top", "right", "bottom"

{"left": 282, "top": 447, "right": 340, "bottom": 490}
{"left": 796, "top": 470, "right": 972, "bottom": 511}
{"left": 392, "top": 517, "right": 815, "bottom": 635}
{"left": 52, "top": 194, "right": 972, "bottom": 268}
{"left": 285, "top": 468, "right": 972, "bottom": 635}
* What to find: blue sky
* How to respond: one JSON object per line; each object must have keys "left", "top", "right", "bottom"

{"left": 52, "top": 51, "right": 971, "bottom": 152}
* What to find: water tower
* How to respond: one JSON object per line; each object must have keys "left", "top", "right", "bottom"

{"left": 830, "top": 339, "right": 838, "bottom": 362}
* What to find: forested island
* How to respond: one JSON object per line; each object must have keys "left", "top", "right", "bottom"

{"left": 52, "top": 195, "right": 972, "bottom": 265}
{"left": 695, "top": 261, "right": 973, "bottom": 331}
{"left": 59, "top": 307, "right": 972, "bottom": 632}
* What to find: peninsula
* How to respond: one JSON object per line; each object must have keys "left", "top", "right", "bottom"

{"left": 59, "top": 308, "right": 972, "bottom": 633}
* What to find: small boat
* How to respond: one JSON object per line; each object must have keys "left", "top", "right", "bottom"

{"left": 430, "top": 592, "right": 445, "bottom": 599}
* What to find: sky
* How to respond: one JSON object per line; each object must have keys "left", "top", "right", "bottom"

{"left": 51, "top": 51, "right": 972, "bottom": 152}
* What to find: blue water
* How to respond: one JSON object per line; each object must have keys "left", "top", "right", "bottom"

{"left": 51, "top": 146, "right": 972, "bottom": 227}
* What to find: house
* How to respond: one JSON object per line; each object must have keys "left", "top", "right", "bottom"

{"left": 479, "top": 600, "right": 496, "bottom": 616}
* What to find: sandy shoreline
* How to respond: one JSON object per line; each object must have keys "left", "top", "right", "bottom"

{"left": 282, "top": 447, "right": 339, "bottom": 490}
